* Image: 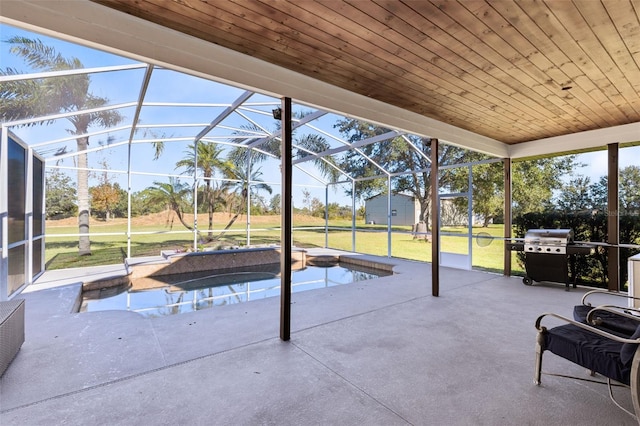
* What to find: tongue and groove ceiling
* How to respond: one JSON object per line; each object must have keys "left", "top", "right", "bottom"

{"left": 2, "top": 0, "right": 640, "bottom": 157}
{"left": 90, "top": 0, "right": 640, "bottom": 147}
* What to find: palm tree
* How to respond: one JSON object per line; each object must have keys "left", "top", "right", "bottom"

{"left": 175, "top": 142, "right": 231, "bottom": 239}
{"left": 214, "top": 164, "right": 272, "bottom": 239}
{"left": 228, "top": 115, "right": 341, "bottom": 185}
{"left": 0, "top": 37, "right": 123, "bottom": 255}
{"left": 293, "top": 133, "right": 341, "bottom": 183}
{"left": 144, "top": 178, "right": 194, "bottom": 231}
{"left": 225, "top": 116, "right": 341, "bottom": 228}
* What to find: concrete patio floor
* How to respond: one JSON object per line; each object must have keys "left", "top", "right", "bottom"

{"left": 0, "top": 250, "right": 636, "bottom": 425}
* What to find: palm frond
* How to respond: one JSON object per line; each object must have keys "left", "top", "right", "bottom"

{"left": 7, "top": 36, "right": 79, "bottom": 72}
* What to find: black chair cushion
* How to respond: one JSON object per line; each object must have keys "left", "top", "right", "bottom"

{"left": 573, "top": 305, "right": 639, "bottom": 336}
{"left": 620, "top": 325, "right": 640, "bottom": 366}
{"left": 545, "top": 324, "right": 631, "bottom": 385}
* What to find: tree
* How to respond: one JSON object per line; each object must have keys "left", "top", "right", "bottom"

{"left": 250, "top": 194, "right": 269, "bottom": 215}
{"left": 217, "top": 164, "right": 272, "bottom": 236}
{"left": 144, "top": 178, "right": 194, "bottom": 231}
{"left": 327, "top": 202, "right": 351, "bottom": 219}
{"left": 335, "top": 119, "right": 583, "bottom": 229}
{"left": 111, "top": 184, "right": 129, "bottom": 218}
{"left": 302, "top": 188, "right": 312, "bottom": 213}
{"left": 1, "top": 37, "right": 123, "bottom": 255}
{"left": 512, "top": 156, "right": 578, "bottom": 218}
{"left": 589, "top": 175, "right": 608, "bottom": 212}
{"left": 90, "top": 159, "right": 122, "bottom": 220}
{"left": 334, "top": 118, "right": 476, "bottom": 229}
{"left": 269, "top": 194, "right": 281, "bottom": 214}
{"left": 130, "top": 188, "right": 166, "bottom": 217}
{"left": 619, "top": 166, "right": 640, "bottom": 214}
{"left": 469, "top": 162, "right": 504, "bottom": 227}
{"left": 227, "top": 112, "right": 340, "bottom": 198}
{"left": 309, "top": 197, "right": 325, "bottom": 217}
{"left": 588, "top": 165, "right": 640, "bottom": 216}
{"left": 45, "top": 169, "right": 77, "bottom": 219}
{"left": 175, "top": 142, "right": 230, "bottom": 239}
{"left": 557, "top": 175, "right": 593, "bottom": 213}
{"left": 333, "top": 119, "right": 396, "bottom": 200}
{"left": 293, "top": 132, "right": 341, "bottom": 183}
{"left": 90, "top": 183, "right": 121, "bottom": 220}
{"left": 228, "top": 112, "right": 340, "bottom": 180}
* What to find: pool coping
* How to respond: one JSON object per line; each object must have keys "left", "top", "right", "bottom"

{"left": 22, "top": 248, "right": 401, "bottom": 318}
{"left": 83, "top": 247, "right": 397, "bottom": 293}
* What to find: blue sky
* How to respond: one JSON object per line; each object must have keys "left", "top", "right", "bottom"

{"left": 2, "top": 22, "right": 638, "bottom": 210}
{"left": 1, "top": 23, "right": 347, "bottom": 207}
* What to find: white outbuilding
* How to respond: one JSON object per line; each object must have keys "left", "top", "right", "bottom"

{"left": 364, "top": 193, "right": 420, "bottom": 226}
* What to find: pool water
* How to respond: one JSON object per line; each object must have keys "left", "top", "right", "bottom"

{"left": 80, "top": 263, "right": 391, "bottom": 318}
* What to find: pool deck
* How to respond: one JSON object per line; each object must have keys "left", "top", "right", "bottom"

{"left": 1, "top": 248, "right": 637, "bottom": 425}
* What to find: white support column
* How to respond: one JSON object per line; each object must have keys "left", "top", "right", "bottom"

{"left": 26, "top": 149, "right": 34, "bottom": 286}
{"left": 387, "top": 176, "right": 392, "bottom": 257}
{"left": 37, "top": 154, "right": 45, "bottom": 279}
{"left": 126, "top": 134, "right": 133, "bottom": 259}
{"left": 352, "top": 181, "right": 356, "bottom": 252}
{"left": 467, "top": 164, "right": 473, "bottom": 270}
{"left": 324, "top": 185, "right": 329, "bottom": 248}
{"left": 0, "top": 128, "right": 8, "bottom": 301}
{"left": 246, "top": 149, "right": 252, "bottom": 247}
{"left": 193, "top": 142, "right": 199, "bottom": 251}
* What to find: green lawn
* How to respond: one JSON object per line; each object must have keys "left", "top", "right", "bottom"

{"left": 44, "top": 217, "right": 523, "bottom": 275}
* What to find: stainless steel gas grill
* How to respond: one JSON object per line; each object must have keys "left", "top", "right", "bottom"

{"left": 507, "top": 228, "right": 595, "bottom": 290}
{"left": 524, "top": 228, "right": 574, "bottom": 255}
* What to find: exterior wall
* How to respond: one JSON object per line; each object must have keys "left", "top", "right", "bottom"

{"left": 365, "top": 194, "right": 419, "bottom": 226}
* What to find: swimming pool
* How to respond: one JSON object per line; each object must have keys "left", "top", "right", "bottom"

{"left": 80, "top": 263, "right": 392, "bottom": 317}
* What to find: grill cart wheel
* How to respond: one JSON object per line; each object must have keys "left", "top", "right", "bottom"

{"left": 523, "top": 276, "right": 533, "bottom": 286}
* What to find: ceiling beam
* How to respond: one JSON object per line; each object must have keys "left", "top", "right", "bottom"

{"left": 509, "top": 122, "right": 640, "bottom": 159}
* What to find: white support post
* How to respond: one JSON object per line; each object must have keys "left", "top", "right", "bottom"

{"left": 352, "top": 181, "right": 356, "bottom": 252}
{"left": 193, "top": 142, "right": 199, "bottom": 251}
{"left": 126, "top": 134, "right": 133, "bottom": 259}
{"left": 324, "top": 185, "right": 329, "bottom": 248}
{"left": 467, "top": 164, "right": 473, "bottom": 270}
{"left": 387, "top": 175, "right": 392, "bottom": 258}
{"left": 0, "top": 128, "right": 8, "bottom": 301}
{"left": 26, "top": 149, "right": 34, "bottom": 286}
{"left": 246, "top": 149, "right": 252, "bottom": 247}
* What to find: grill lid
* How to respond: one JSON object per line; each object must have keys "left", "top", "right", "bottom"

{"left": 524, "top": 228, "right": 574, "bottom": 254}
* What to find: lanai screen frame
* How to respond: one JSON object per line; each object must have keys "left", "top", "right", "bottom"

{"left": 1, "top": 58, "right": 495, "bottom": 250}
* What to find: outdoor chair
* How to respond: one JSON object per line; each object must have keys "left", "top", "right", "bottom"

{"left": 573, "top": 290, "right": 640, "bottom": 336}
{"left": 535, "top": 310, "right": 640, "bottom": 421}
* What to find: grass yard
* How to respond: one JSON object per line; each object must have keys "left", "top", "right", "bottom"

{"left": 44, "top": 212, "right": 524, "bottom": 275}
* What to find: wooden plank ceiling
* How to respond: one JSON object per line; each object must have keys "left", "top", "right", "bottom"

{"left": 92, "top": 0, "right": 640, "bottom": 145}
